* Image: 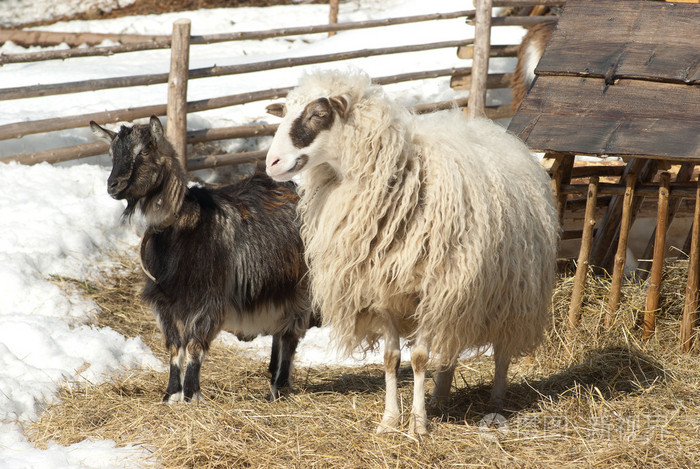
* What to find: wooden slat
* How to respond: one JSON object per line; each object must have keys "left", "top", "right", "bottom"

{"left": 508, "top": 76, "right": 700, "bottom": 160}
{"left": 450, "top": 72, "right": 513, "bottom": 90}
{"left": 535, "top": 0, "right": 700, "bottom": 84}
{"left": 457, "top": 44, "right": 518, "bottom": 59}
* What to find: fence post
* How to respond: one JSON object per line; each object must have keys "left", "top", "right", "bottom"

{"left": 468, "top": 0, "right": 492, "bottom": 119}
{"left": 329, "top": 0, "right": 339, "bottom": 37}
{"left": 166, "top": 18, "right": 191, "bottom": 169}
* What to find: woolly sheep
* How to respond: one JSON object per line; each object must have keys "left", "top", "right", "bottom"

{"left": 265, "top": 69, "right": 559, "bottom": 434}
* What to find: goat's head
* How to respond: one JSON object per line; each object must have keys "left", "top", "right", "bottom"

{"left": 265, "top": 95, "right": 349, "bottom": 181}
{"left": 90, "top": 116, "right": 167, "bottom": 201}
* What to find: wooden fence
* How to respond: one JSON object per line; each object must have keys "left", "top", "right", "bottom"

{"left": 0, "top": 0, "right": 560, "bottom": 172}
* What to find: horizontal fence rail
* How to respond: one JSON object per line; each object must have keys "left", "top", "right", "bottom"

{"left": 0, "top": 10, "right": 477, "bottom": 65}
{"left": 0, "top": 39, "right": 474, "bottom": 102}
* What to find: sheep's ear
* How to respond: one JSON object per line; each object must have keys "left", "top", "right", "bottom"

{"left": 266, "top": 102, "right": 286, "bottom": 118}
{"left": 90, "top": 121, "right": 116, "bottom": 142}
{"left": 149, "top": 115, "right": 164, "bottom": 140}
{"left": 329, "top": 95, "right": 349, "bottom": 119}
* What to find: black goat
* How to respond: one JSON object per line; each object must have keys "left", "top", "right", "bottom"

{"left": 91, "top": 116, "right": 316, "bottom": 402}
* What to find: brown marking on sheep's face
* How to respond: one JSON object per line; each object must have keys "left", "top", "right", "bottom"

{"left": 289, "top": 98, "right": 336, "bottom": 149}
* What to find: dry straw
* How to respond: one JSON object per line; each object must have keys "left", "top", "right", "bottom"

{"left": 32, "top": 256, "right": 700, "bottom": 468}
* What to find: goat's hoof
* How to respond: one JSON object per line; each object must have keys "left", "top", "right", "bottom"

{"left": 165, "top": 391, "right": 184, "bottom": 404}
{"left": 184, "top": 391, "right": 202, "bottom": 403}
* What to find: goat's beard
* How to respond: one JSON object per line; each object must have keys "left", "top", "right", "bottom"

{"left": 121, "top": 198, "right": 138, "bottom": 223}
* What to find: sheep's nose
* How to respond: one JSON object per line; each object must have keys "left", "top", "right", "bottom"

{"left": 268, "top": 157, "right": 281, "bottom": 167}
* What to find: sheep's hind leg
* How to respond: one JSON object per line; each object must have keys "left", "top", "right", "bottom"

{"left": 377, "top": 323, "right": 401, "bottom": 434}
{"left": 490, "top": 342, "right": 511, "bottom": 411}
{"left": 163, "top": 344, "right": 185, "bottom": 403}
{"left": 408, "top": 333, "right": 430, "bottom": 435}
{"left": 182, "top": 339, "right": 205, "bottom": 402}
{"left": 429, "top": 363, "right": 456, "bottom": 408}
{"left": 270, "top": 331, "right": 299, "bottom": 400}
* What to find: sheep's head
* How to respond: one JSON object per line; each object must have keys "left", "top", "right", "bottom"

{"left": 265, "top": 95, "right": 348, "bottom": 181}
{"left": 90, "top": 116, "right": 166, "bottom": 201}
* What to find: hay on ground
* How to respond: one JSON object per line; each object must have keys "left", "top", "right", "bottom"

{"left": 32, "top": 256, "right": 700, "bottom": 468}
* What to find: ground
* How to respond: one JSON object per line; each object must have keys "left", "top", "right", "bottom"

{"left": 33, "top": 256, "right": 700, "bottom": 468}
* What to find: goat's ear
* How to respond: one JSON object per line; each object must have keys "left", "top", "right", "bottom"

{"left": 266, "top": 102, "right": 286, "bottom": 118}
{"left": 329, "top": 95, "right": 349, "bottom": 119}
{"left": 90, "top": 121, "right": 116, "bottom": 142}
{"left": 149, "top": 115, "right": 164, "bottom": 140}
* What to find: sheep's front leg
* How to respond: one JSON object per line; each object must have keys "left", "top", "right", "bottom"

{"left": 408, "top": 333, "right": 430, "bottom": 435}
{"left": 376, "top": 323, "right": 401, "bottom": 434}
{"left": 182, "top": 339, "right": 205, "bottom": 402}
{"left": 270, "top": 331, "right": 299, "bottom": 400}
{"left": 163, "top": 344, "right": 186, "bottom": 403}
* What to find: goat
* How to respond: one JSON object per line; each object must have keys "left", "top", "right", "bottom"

{"left": 510, "top": 21, "right": 555, "bottom": 113}
{"left": 91, "top": 116, "right": 316, "bottom": 402}
{"left": 265, "top": 69, "right": 559, "bottom": 434}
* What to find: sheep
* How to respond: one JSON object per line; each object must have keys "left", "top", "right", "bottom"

{"left": 90, "top": 116, "right": 316, "bottom": 402}
{"left": 265, "top": 69, "right": 559, "bottom": 434}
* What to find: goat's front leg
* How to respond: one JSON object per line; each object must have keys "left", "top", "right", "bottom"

{"left": 408, "top": 332, "right": 430, "bottom": 435}
{"left": 163, "top": 343, "right": 186, "bottom": 403}
{"left": 182, "top": 339, "right": 205, "bottom": 402}
{"left": 376, "top": 323, "right": 401, "bottom": 434}
{"left": 270, "top": 331, "right": 299, "bottom": 400}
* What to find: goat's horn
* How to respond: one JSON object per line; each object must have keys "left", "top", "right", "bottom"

{"left": 139, "top": 227, "right": 158, "bottom": 284}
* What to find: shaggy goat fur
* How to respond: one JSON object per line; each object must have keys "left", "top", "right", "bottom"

{"left": 266, "top": 69, "right": 559, "bottom": 434}
{"left": 91, "top": 117, "right": 315, "bottom": 402}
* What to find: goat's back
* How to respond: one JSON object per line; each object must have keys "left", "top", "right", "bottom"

{"left": 142, "top": 173, "right": 305, "bottom": 327}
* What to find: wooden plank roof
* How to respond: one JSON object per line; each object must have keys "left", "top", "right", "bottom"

{"left": 508, "top": 0, "right": 700, "bottom": 161}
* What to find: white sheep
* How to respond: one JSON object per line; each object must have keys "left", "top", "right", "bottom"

{"left": 265, "top": 68, "right": 559, "bottom": 434}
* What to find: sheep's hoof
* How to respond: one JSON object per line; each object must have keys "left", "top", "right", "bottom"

{"left": 376, "top": 415, "right": 400, "bottom": 434}
{"left": 488, "top": 396, "right": 504, "bottom": 413}
{"left": 408, "top": 415, "right": 429, "bottom": 435}
{"left": 428, "top": 393, "right": 449, "bottom": 410}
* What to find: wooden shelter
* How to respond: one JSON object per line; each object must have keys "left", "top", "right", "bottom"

{"left": 507, "top": 0, "right": 700, "bottom": 349}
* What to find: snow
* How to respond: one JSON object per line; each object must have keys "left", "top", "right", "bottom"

{"left": 0, "top": 0, "right": 526, "bottom": 467}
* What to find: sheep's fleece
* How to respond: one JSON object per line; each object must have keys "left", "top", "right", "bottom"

{"left": 288, "top": 69, "right": 559, "bottom": 366}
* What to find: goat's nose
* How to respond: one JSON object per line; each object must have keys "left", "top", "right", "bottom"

{"left": 268, "top": 157, "right": 281, "bottom": 167}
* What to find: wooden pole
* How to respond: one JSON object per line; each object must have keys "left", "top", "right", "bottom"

{"left": 681, "top": 179, "right": 700, "bottom": 352}
{"left": 166, "top": 19, "right": 191, "bottom": 169}
{"left": 329, "top": 0, "right": 340, "bottom": 37}
{"left": 468, "top": 0, "right": 492, "bottom": 119}
{"left": 637, "top": 163, "right": 695, "bottom": 280}
{"left": 606, "top": 173, "right": 637, "bottom": 327}
{"left": 642, "top": 172, "right": 671, "bottom": 339}
{"left": 549, "top": 152, "right": 575, "bottom": 228}
{"left": 568, "top": 176, "right": 599, "bottom": 330}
